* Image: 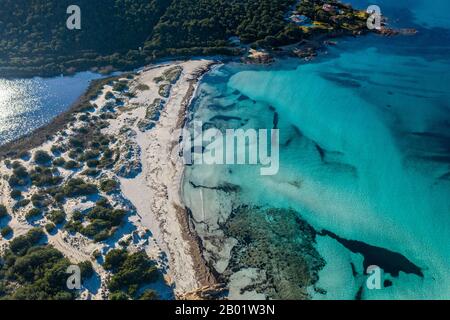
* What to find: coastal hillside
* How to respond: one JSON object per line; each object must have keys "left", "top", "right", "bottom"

{"left": 0, "top": 0, "right": 171, "bottom": 76}
{"left": 0, "top": 0, "right": 300, "bottom": 77}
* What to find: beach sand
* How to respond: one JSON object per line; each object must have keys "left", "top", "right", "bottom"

{"left": 0, "top": 59, "right": 218, "bottom": 299}
{"left": 105, "top": 60, "right": 218, "bottom": 295}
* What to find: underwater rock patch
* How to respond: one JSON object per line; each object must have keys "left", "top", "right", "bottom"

{"left": 221, "top": 206, "right": 325, "bottom": 299}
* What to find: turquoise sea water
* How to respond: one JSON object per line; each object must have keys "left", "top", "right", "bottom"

{"left": 0, "top": 72, "right": 102, "bottom": 145}
{"left": 184, "top": 1, "right": 450, "bottom": 299}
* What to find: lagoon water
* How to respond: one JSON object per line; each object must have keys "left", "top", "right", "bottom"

{"left": 184, "top": 0, "right": 450, "bottom": 299}
{"left": 0, "top": 72, "right": 102, "bottom": 145}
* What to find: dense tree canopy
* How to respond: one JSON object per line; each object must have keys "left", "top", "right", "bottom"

{"left": 0, "top": 0, "right": 299, "bottom": 77}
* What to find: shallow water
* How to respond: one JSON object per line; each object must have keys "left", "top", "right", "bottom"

{"left": 0, "top": 72, "right": 102, "bottom": 145}
{"left": 184, "top": 1, "right": 450, "bottom": 299}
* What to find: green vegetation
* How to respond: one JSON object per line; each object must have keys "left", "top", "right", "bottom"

{"left": 10, "top": 189, "right": 22, "bottom": 199}
{"left": 100, "top": 179, "right": 119, "bottom": 194}
{"left": 139, "top": 289, "right": 159, "bottom": 300}
{"left": 63, "top": 160, "right": 79, "bottom": 170}
{"left": 33, "top": 151, "right": 52, "bottom": 166}
{"left": 65, "top": 198, "right": 126, "bottom": 242}
{"left": 17, "top": 151, "right": 31, "bottom": 160}
{"left": 45, "top": 223, "right": 56, "bottom": 233}
{"left": 53, "top": 157, "right": 66, "bottom": 167}
{"left": 136, "top": 84, "right": 150, "bottom": 91}
{"left": 9, "top": 228, "right": 45, "bottom": 256}
{"left": 51, "top": 145, "right": 64, "bottom": 155}
{"left": 8, "top": 162, "right": 29, "bottom": 187}
{"left": 86, "top": 159, "right": 99, "bottom": 168}
{"left": 0, "top": 0, "right": 308, "bottom": 77}
{"left": 1, "top": 226, "right": 12, "bottom": 237}
{"left": 15, "top": 199, "right": 31, "bottom": 208}
{"left": 296, "top": 0, "right": 368, "bottom": 33}
{"left": 81, "top": 168, "right": 100, "bottom": 177}
{"left": 25, "top": 208, "right": 42, "bottom": 221}
{"left": 104, "top": 249, "right": 159, "bottom": 299}
{"left": 0, "top": 228, "right": 80, "bottom": 300}
{"left": 62, "top": 178, "right": 98, "bottom": 198}
{"left": 0, "top": 205, "right": 8, "bottom": 219}
{"left": 158, "top": 66, "right": 183, "bottom": 84}
{"left": 0, "top": 0, "right": 171, "bottom": 77}
{"left": 105, "top": 92, "right": 115, "bottom": 100}
{"left": 30, "top": 166, "right": 63, "bottom": 187}
{"left": 158, "top": 84, "right": 171, "bottom": 98}
{"left": 78, "top": 261, "right": 94, "bottom": 280}
{"left": 146, "top": 0, "right": 296, "bottom": 54}
{"left": 113, "top": 81, "right": 129, "bottom": 92}
{"left": 47, "top": 210, "right": 66, "bottom": 225}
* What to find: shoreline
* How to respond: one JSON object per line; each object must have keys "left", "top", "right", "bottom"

{"left": 0, "top": 73, "right": 129, "bottom": 159}
{"left": 97, "top": 59, "right": 220, "bottom": 296}
{"left": 0, "top": 59, "right": 221, "bottom": 299}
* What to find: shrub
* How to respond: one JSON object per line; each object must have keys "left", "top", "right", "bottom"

{"left": 26, "top": 208, "right": 42, "bottom": 220}
{"left": 64, "top": 220, "right": 82, "bottom": 234}
{"left": 105, "top": 91, "right": 115, "bottom": 100}
{"left": 8, "top": 173, "right": 28, "bottom": 188}
{"left": 63, "top": 160, "right": 79, "bottom": 170}
{"left": 0, "top": 205, "right": 8, "bottom": 219}
{"left": 64, "top": 199, "right": 125, "bottom": 242}
{"left": 106, "top": 250, "right": 159, "bottom": 297}
{"left": 47, "top": 210, "right": 66, "bottom": 225}
{"left": 63, "top": 179, "right": 98, "bottom": 197}
{"left": 0, "top": 243, "right": 77, "bottom": 299}
{"left": 78, "top": 103, "right": 95, "bottom": 113}
{"left": 34, "top": 150, "right": 52, "bottom": 165}
{"left": 30, "top": 193, "right": 48, "bottom": 208}
{"left": 45, "top": 223, "right": 56, "bottom": 233}
{"left": 13, "top": 165, "right": 28, "bottom": 179}
{"left": 76, "top": 127, "right": 89, "bottom": 135}
{"left": 136, "top": 83, "right": 150, "bottom": 91}
{"left": 30, "top": 167, "right": 63, "bottom": 187}
{"left": 69, "top": 137, "right": 84, "bottom": 149}
{"left": 78, "top": 261, "right": 94, "bottom": 280}
{"left": 10, "top": 189, "right": 22, "bottom": 199}
{"left": 113, "top": 81, "right": 128, "bottom": 92}
{"left": 72, "top": 211, "right": 83, "bottom": 221}
{"left": 53, "top": 157, "right": 66, "bottom": 167}
{"left": 54, "top": 193, "right": 66, "bottom": 203}
{"left": 103, "top": 249, "right": 128, "bottom": 272}
{"left": 139, "top": 290, "right": 159, "bottom": 300}
{"left": 86, "top": 159, "right": 99, "bottom": 168}
{"left": 109, "top": 292, "right": 129, "bottom": 300}
{"left": 12, "top": 161, "right": 23, "bottom": 169}
{"left": 79, "top": 114, "right": 89, "bottom": 122}
{"left": 81, "top": 169, "right": 100, "bottom": 177}
{"left": 17, "top": 151, "right": 31, "bottom": 160}
{"left": 100, "top": 179, "right": 119, "bottom": 194}
{"left": 92, "top": 250, "right": 101, "bottom": 260}
{"left": 15, "top": 199, "right": 31, "bottom": 208}
{"left": 1, "top": 225, "right": 12, "bottom": 237}
{"left": 67, "top": 151, "right": 78, "bottom": 159}
{"left": 50, "top": 145, "right": 62, "bottom": 155}
{"left": 9, "top": 228, "right": 45, "bottom": 256}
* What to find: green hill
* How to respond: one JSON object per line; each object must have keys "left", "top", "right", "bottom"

{"left": 0, "top": 0, "right": 298, "bottom": 77}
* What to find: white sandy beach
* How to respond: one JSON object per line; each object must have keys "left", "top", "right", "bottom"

{"left": 104, "top": 60, "right": 217, "bottom": 295}
{"left": 0, "top": 59, "right": 216, "bottom": 299}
